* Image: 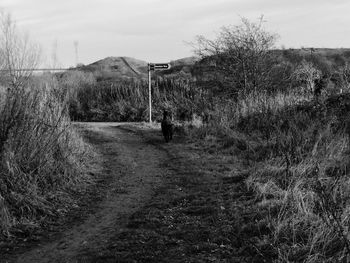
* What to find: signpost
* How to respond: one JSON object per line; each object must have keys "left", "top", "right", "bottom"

{"left": 148, "top": 63, "right": 171, "bottom": 123}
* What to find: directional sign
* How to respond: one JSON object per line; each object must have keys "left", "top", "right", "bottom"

{"left": 154, "top": 63, "right": 171, "bottom": 70}
{"left": 147, "top": 62, "right": 171, "bottom": 123}
{"left": 148, "top": 63, "right": 171, "bottom": 71}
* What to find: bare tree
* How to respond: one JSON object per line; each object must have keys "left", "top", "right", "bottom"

{"left": 0, "top": 10, "right": 41, "bottom": 89}
{"left": 50, "top": 39, "right": 60, "bottom": 69}
{"left": 193, "top": 16, "right": 278, "bottom": 99}
{"left": 74, "top": 41, "right": 79, "bottom": 66}
{"left": 338, "top": 63, "right": 350, "bottom": 92}
{"left": 0, "top": 10, "right": 41, "bottom": 153}
{"left": 292, "top": 60, "right": 321, "bottom": 95}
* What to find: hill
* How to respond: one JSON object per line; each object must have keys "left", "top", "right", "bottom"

{"left": 75, "top": 48, "right": 350, "bottom": 82}
{"left": 156, "top": 56, "right": 199, "bottom": 78}
{"left": 276, "top": 48, "right": 350, "bottom": 72}
{"left": 78, "top": 56, "right": 199, "bottom": 81}
{"left": 80, "top": 56, "right": 149, "bottom": 80}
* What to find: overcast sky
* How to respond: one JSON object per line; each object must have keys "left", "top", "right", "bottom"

{"left": 1, "top": 0, "right": 350, "bottom": 67}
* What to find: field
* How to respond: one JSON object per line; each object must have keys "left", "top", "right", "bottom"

{"left": 3, "top": 14, "right": 350, "bottom": 263}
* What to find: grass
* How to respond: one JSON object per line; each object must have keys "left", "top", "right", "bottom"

{"left": 0, "top": 75, "right": 94, "bottom": 238}
{"left": 58, "top": 64, "right": 350, "bottom": 261}
{"left": 188, "top": 88, "right": 350, "bottom": 261}
{"left": 60, "top": 71, "right": 208, "bottom": 123}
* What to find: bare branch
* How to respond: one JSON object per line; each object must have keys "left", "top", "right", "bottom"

{"left": 193, "top": 16, "right": 279, "bottom": 98}
{"left": 0, "top": 10, "right": 41, "bottom": 89}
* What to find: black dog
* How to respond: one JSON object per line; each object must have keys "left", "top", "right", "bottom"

{"left": 161, "top": 110, "right": 173, "bottom": 142}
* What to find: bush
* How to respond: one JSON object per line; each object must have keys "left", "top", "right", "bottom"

{"left": 64, "top": 77, "right": 209, "bottom": 123}
{"left": 0, "top": 78, "right": 93, "bottom": 236}
{"left": 189, "top": 84, "right": 350, "bottom": 260}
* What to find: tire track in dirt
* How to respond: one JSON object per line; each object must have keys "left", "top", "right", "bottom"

{"left": 8, "top": 123, "right": 171, "bottom": 263}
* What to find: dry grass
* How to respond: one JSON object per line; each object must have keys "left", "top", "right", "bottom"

{"left": 62, "top": 71, "right": 208, "bottom": 122}
{"left": 192, "top": 88, "right": 350, "bottom": 261}
{"left": 0, "top": 75, "right": 93, "bottom": 237}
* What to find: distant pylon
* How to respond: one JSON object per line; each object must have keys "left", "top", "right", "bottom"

{"left": 74, "top": 41, "right": 79, "bottom": 66}
{"left": 51, "top": 40, "right": 58, "bottom": 68}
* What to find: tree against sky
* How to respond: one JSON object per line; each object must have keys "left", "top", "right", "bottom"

{"left": 193, "top": 17, "right": 278, "bottom": 99}
{"left": 0, "top": 10, "right": 41, "bottom": 89}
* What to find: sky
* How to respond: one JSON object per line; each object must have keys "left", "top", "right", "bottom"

{"left": 1, "top": 0, "right": 350, "bottom": 67}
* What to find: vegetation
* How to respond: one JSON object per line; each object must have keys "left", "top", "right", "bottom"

{"left": 59, "top": 16, "right": 350, "bottom": 261}
{"left": 3, "top": 8, "right": 350, "bottom": 261}
{"left": 193, "top": 16, "right": 278, "bottom": 99}
{"left": 62, "top": 73, "right": 208, "bottom": 122}
{"left": 187, "top": 18, "right": 350, "bottom": 262}
{"left": 54, "top": 14, "right": 350, "bottom": 260}
{"left": 0, "top": 12, "right": 92, "bottom": 238}
{"left": 58, "top": 17, "right": 350, "bottom": 261}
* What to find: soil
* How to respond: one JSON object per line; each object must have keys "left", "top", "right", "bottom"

{"left": 1, "top": 122, "right": 265, "bottom": 263}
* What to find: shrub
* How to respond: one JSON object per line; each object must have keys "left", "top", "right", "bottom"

{"left": 64, "top": 77, "right": 208, "bottom": 123}
{"left": 0, "top": 77, "right": 93, "bottom": 236}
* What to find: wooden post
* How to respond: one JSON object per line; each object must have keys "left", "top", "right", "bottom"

{"left": 148, "top": 63, "right": 152, "bottom": 123}
{"left": 147, "top": 63, "right": 169, "bottom": 123}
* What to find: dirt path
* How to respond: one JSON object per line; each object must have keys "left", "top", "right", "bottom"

{"left": 9, "top": 123, "right": 171, "bottom": 263}
{"left": 5, "top": 122, "right": 262, "bottom": 263}
{"left": 120, "top": 57, "right": 141, "bottom": 77}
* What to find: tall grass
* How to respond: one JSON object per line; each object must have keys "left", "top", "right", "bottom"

{"left": 62, "top": 71, "right": 209, "bottom": 122}
{"left": 189, "top": 88, "right": 311, "bottom": 140}
{"left": 192, "top": 84, "right": 350, "bottom": 261}
{"left": 245, "top": 126, "right": 350, "bottom": 262}
{"left": 0, "top": 75, "right": 93, "bottom": 237}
